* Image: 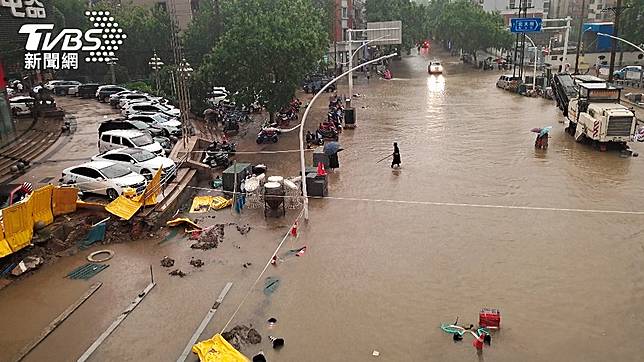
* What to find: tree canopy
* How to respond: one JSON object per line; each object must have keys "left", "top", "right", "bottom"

{"left": 620, "top": 0, "right": 644, "bottom": 48}
{"left": 182, "top": 0, "right": 223, "bottom": 66}
{"left": 194, "top": 0, "right": 328, "bottom": 115}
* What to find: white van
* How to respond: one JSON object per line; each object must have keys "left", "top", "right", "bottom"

{"left": 99, "top": 129, "right": 165, "bottom": 156}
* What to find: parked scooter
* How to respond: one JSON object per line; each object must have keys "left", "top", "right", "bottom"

{"left": 306, "top": 130, "right": 324, "bottom": 148}
{"left": 203, "top": 151, "right": 231, "bottom": 168}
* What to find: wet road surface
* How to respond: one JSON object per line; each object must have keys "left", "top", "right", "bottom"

{"left": 2, "top": 50, "right": 644, "bottom": 361}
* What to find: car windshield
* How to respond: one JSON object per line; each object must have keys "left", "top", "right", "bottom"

{"left": 131, "top": 134, "right": 154, "bottom": 146}
{"left": 130, "top": 150, "right": 155, "bottom": 162}
{"left": 130, "top": 121, "right": 150, "bottom": 130}
{"left": 100, "top": 164, "right": 132, "bottom": 179}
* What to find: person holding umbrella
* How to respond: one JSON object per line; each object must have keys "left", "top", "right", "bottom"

{"left": 391, "top": 142, "right": 401, "bottom": 168}
{"left": 323, "top": 141, "right": 343, "bottom": 170}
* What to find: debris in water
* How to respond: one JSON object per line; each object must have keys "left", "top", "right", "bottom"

{"left": 160, "top": 256, "right": 175, "bottom": 267}
{"left": 10, "top": 256, "right": 44, "bottom": 276}
{"left": 264, "top": 277, "right": 280, "bottom": 294}
{"left": 267, "top": 317, "right": 277, "bottom": 327}
{"left": 242, "top": 262, "right": 252, "bottom": 268}
{"left": 222, "top": 325, "right": 262, "bottom": 350}
{"left": 236, "top": 224, "right": 252, "bottom": 235}
{"left": 190, "top": 224, "right": 225, "bottom": 250}
{"left": 268, "top": 335, "right": 284, "bottom": 349}
{"left": 372, "top": 350, "right": 380, "bottom": 357}
{"left": 190, "top": 258, "right": 204, "bottom": 268}
{"left": 169, "top": 269, "right": 186, "bottom": 277}
{"left": 252, "top": 352, "right": 266, "bottom": 362}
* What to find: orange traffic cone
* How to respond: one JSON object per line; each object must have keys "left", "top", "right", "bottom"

{"left": 290, "top": 221, "right": 298, "bottom": 237}
{"left": 317, "top": 162, "right": 327, "bottom": 176}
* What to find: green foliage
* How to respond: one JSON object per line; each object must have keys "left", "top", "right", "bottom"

{"left": 195, "top": 0, "right": 328, "bottom": 116}
{"left": 429, "top": 0, "right": 513, "bottom": 56}
{"left": 52, "top": 0, "right": 88, "bottom": 29}
{"left": 182, "top": 0, "right": 223, "bottom": 66}
{"left": 620, "top": 0, "right": 644, "bottom": 47}
{"left": 124, "top": 81, "right": 154, "bottom": 94}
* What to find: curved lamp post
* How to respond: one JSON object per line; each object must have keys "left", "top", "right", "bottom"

{"left": 299, "top": 53, "right": 398, "bottom": 220}
{"left": 596, "top": 33, "right": 644, "bottom": 53}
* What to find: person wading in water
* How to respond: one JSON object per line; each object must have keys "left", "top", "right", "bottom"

{"left": 391, "top": 142, "right": 401, "bottom": 168}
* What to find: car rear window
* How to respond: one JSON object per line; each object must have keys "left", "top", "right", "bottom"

{"left": 131, "top": 134, "right": 153, "bottom": 146}
{"left": 101, "top": 164, "right": 132, "bottom": 179}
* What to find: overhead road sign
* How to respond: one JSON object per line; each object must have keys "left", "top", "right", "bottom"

{"left": 511, "top": 18, "right": 543, "bottom": 33}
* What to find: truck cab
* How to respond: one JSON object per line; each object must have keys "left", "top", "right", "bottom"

{"left": 567, "top": 83, "right": 636, "bottom": 148}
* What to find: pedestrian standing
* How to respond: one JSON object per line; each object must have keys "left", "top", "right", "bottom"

{"left": 391, "top": 142, "right": 401, "bottom": 168}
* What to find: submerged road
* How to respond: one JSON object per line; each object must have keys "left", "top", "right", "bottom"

{"left": 245, "top": 51, "right": 644, "bottom": 361}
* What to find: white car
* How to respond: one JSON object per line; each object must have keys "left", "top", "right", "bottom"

{"left": 9, "top": 96, "right": 35, "bottom": 116}
{"left": 122, "top": 102, "right": 180, "bottom": 117}
{"left": 127, "top": 112, "right": 182, "bottom": 137}
{"left": 206, "top": 87, "right": 229, "bottom": 106}
{"left": 60, "top": 161, "right": 147, "bottom": 200}
{"left": 428, "top": 61, "right": 443, "bottom": 74}
{"left": 110, "top": 90, "right": 139, "bottom": 107}
{"left": 118, "top": 93, "right": 154, "bottom": 108}
{"left": 91, "top": 148, "right": 176, "bottom": 179}
{"left": 99, "top": 129, "right": 165, "bottom": 156}
{"left": 43, "top": 80, "right": 66, "bottom": 91}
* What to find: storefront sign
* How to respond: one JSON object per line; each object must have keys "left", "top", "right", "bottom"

{"left": 18, "top": 10, "right": 127, "bottom": 70}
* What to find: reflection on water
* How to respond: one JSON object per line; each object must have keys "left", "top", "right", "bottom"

{"left": 427, "top": 74, "right": 446, "bottom": 94}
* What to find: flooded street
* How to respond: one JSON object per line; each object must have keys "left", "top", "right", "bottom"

{"left": 253, "top": 51, "right": 644, "bottom": 361}
{"left": 2, "top": 50, "right": 644, "bottom": 362}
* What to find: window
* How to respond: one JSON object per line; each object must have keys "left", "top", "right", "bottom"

{"left": 341, "top": 7, "right": 348, "bottom": 19}
{"left": 71, "top": 167, "right": 102, "bottom": 179}
{"left": 342, "top": 29, "right": 348, "bottom": 42}
{"left": 122, "top": 138, "right": 135, "bottom": 147}
{"left": 105, "top": 154, "right": 132, "bottom": 162}
{"left": 131, "top": 134, "right": 154, "bottom": 147}
{"left": 526, "top": 0, "right": 532, "bottom": 7}
{"left": 101, "top": 134, "right": 111, "bottom": 142}
{"left": 156, "top": 1, "right": 167, "bottom": 11}
{"left": 100, "top": 164, "right": 131, "bottom": 179}
{"left": 597, "top": 4, "right": 602, "bottom": 9}
{"left": 112, "top": 136, "right": 122, "bottom": 145}
{"left": 509, "top": 0, "right": 516, "bottom": 8}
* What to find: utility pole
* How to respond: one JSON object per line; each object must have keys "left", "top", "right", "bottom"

{"left": 573, "top": 0, "right": 586, "bottom": 74}
{"left": 605, "top": 0, "right": 629, "bottom": 82}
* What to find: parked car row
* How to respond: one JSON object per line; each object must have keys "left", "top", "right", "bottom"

{"left": 48, "top": 82, "right": 183, "bottom": 200}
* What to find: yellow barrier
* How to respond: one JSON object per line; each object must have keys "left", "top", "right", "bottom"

{"left": 52, "top": 186, "right": 78, "bottom": 216}
{"left": 191, "top": 333, "right": 249, "bottom": 362}
{"left": 135, "top": 168, "right": 162, "bottom": 206}
{"left": 3, "top": 196, "right": 34, "bottom": 252}
{"left": 0, "top": 223, "right": 12, "bottom": 258}
{"left": 31, "top": 185, "right": 54, "bottom": 227}
{"left": 105, "top": 196, "right": 142, "bottom": 221}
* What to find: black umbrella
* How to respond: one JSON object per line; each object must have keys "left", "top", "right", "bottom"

{"left": 323, "top": 141, "right": 343, "bottom": 155}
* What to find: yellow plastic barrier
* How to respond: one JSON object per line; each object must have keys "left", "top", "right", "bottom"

{"left": 135, "top": 168, "right": 162, "bottom": 206}
{"left": 0, "top": 223, "right": 12, "bottom": 258}
{"left": 191, "top": 333, "right": 249, "bottom": 362}
{"left": 105, "top": 196, "right": 142, "bottom": 221}
{"left": 52, "top": 186, "right": 78, "bottom": 216}
{"left": 31, "top": 185, "right": 54, "bottom": 227}
{"left": 3, "top": 197, "right": 34, "bottom": 252}
{"left": 190, "top": 196, "right": 232, "bottom": 213}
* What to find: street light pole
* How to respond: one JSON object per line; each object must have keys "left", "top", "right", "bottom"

{"left": 573, "top": 0, "right": 586, "bottom": 73}
{"left": 347, "top": 27, "right": 400, "bottom": 99}
{"left": 299, "top": 53, "right": 397, "bottom": 221}
{"left": 336, "top": 36, "right": 396, "bottom": 66}
{"left": 596, "top": 33, "right": 644, "bottom": 54}
{"left": 524, "top": 34, "right": 537, "bottom": 90}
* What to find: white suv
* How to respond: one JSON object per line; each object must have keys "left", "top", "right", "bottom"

{"left": 122, "top": 102, "right": 180, "bottom": 117}
{"left": 99, "top": 129, "right": 165, "bottom": 155}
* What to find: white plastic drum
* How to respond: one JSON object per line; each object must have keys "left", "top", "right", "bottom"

{"left": 267, "top": 175, "right": 284, "bottom": 184}
{"left": 245, "top": 178, "right": 261, "bottom": 209}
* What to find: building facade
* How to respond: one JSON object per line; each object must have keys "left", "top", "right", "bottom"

{"left": 328, "top": 0, "right": 367, "bottom": 71}
{"left": 548, "top": 0, "right": 613, "bottom": 20}
{"left": 480, "top": 0, "right": 547, "bottom": 24}
{"left": 128, "top": 0, "right": 196, "bottom": 30}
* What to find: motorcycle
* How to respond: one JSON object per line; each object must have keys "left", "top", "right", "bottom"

{"left": 256, "top": 127, "right": 281, "bottom": 144}
{"left": 317, "top": 123, "right": 339, "bottom": 141}
{"left": 203, "top": 151, "right": 231, "bottom": 168}
{"left": 207, "top": 140, "right": 237, "bottom": 155}
{"left": 306, "top": 130, "right": 324, "bottom": 148}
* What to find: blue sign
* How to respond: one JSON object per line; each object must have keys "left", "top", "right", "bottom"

{"left": 510, "top": 18, "right": 543, "bottom": 33}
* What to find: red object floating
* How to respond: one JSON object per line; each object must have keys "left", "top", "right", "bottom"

{"left": 479, "top": 308, "right": 501, "bottom": 328}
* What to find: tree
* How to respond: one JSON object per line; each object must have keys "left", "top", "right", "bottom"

{"left": 195, "top": 0, "right": 328, "bottom": 118}
{"left": 182, "top": 0, "right": 223, "bottom": 66}
{"left": 620, "top": 0, "right": 644, "bottom": 48}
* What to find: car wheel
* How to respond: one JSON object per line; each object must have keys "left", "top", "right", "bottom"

{"left": 106, "top": 188, "right": 119, "bottom": 200}
{"left": 271, "top": 135, "right": 278, "bottom": 143}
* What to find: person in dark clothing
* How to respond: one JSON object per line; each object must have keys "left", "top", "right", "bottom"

{"left": 391, "top": 142, "right": 401, "bottom": 168}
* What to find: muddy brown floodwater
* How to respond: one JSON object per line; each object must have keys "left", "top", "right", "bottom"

{"left": 2, "top": 50, "right": 644, "bottom": 362}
